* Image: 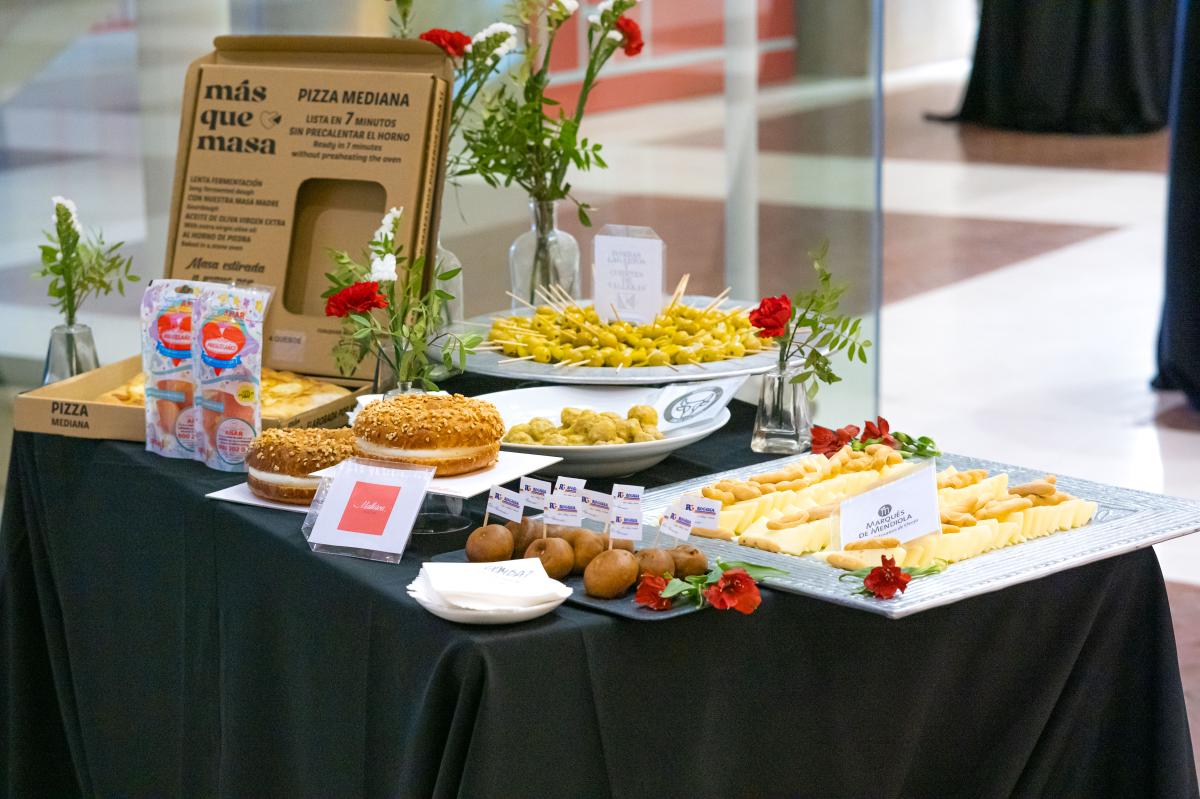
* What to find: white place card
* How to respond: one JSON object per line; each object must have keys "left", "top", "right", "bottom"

{"left": 545, "top": 495, "right": 582, "bottom": 526}
{"left": 837, "top": 462, "right": 940, "bottom": 549}
{"left": 592, "top": 225, "right": 665, "bottom": 324}
{"left": 554, "top": 476, "right": 586, "bottom": 498}
{"left": 581, "top": 489, "right": 613, "bottom": 524}
{"left": 612, "top": 483, "right": 644, "bottom": 506}
{"left": 486, "top": 485, "right": 525, "bottom": 523}
{"left": 304, "top": 459, "right": 435, "bottom": 558}
{"left": 521, "top": 476, "right": 551, "bottom": 510}
{"left": 659, "top": 501, "right": 695, "bottom": 541}
{"left": 609, "top": 507, "right": 643, "bottom": 542}
{"left": 682, "top": 494, "right": 722, "bottom": 532}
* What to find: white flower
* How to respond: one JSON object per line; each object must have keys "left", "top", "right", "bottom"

{"left": 605, "top": 30, "right": 623, "bottom": 43}
{"left": 555, "top": 0, "right": 579, "bottom": 15}
{"left": 369, "top": 252, "right": 398, "bottom": 282}
{"left": 374, "top": 206, "right": 403, "bottom": 241}
{"left": 50, "top": 195, "right": 81, "bottom": 234}
{"left": 587, "top": 14, "right": 600, "bottom": 27}
{"left": 473, "top": 21, "right": 518, "bottom": 61}
{"left": 596, "top": 0, "right": 614, "bottom": 14}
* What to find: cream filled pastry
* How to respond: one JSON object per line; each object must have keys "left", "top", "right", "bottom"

{"left": 245, "top": 427, "right": 356, "bottom": 504}
{"left": 352, "top": 393, "right": 504, "bottom": 476}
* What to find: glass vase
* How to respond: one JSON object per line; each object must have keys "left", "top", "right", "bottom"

{"left": 751, "top": 364, "right": 813, "bottom": 454}
{"left": 42, "top": 323, "right": 99, "bottom": 385}
{"left": 508, "top": 200, "right": 580, "bottom": 308}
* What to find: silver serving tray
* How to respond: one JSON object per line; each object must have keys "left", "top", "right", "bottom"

{"left": 451, "top": 296, "right": 778, "bottom": 385}
{"left": 641, "top": 452, "right": 1200, "bottom": 618}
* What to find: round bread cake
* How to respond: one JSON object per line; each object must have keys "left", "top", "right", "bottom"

{"left": 352, "top": 393, "right": 504, "bottom": 476}
{"left": 245, "top": 427, "right": 356, "bottom": 504}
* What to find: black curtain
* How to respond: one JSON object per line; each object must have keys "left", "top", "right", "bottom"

{"left": 951, "top": 0, "right": 1177, "bottom": 133}
{"left": 1157, "top": 0, "right": 1200, "bottom": 405}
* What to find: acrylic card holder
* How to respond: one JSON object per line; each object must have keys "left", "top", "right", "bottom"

{"left": 302, "top": 457, "right": 435, "bottom": 564}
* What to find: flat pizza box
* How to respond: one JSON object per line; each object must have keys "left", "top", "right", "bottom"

{"left": 14, "top": 356, "right": 369, "bottom": 442}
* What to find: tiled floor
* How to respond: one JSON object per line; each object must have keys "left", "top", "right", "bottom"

{"left": 1, "top": 26, "right": 1199, "bottom": 773}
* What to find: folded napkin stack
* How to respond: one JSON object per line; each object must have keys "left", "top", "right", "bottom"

{"left": 408, "top": 558, "right": 572, "bottom": 612}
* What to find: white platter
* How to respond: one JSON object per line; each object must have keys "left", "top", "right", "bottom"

{"left": 475, "top": 385, "right": 734, "bottom": 478}
{"left": 640, "top": 452, "right": 1200, "bottom": 618}
{"left": 450, "top": 296, "right": 778, "bottom": 385}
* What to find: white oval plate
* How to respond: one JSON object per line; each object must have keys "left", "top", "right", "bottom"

{"left": 449, "top": 296, "right": 778, "bottom": 385}
{"left": 475, "top": 385, "right": 733, "bottom": 478}
{"left": 409, "top": 592, "right": 567, "bottom": 625}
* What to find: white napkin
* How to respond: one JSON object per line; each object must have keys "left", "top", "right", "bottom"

{"left": 409, "top": 559, "right": 571, "bottom": 611}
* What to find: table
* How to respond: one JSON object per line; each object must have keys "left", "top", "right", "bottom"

{"left": 3, "top": 375, "right": 1197, "bottom": 798}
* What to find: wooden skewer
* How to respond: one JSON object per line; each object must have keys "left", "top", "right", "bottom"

{"left": 498, "top": 354, "right": 536, "bottom": 364}
{"left": 534, "top": 286, "right": 567, "bottom": 312}
{"left": 550, "top": 284, "right": 580, "bottom": 309}
{"left": 505, "top": 290, "right": 539, "bottom": 311}
{"left": 701, "top": 287, "right": 732, "bottom": 314}
{"left": 667, "top": 274, "right": 691, "bottom": 309}
{"left": 552, "top": 359, "right": 578, "bottom": 369}
{"left": 609, "top": 304, "right": 623, "bottom": 323}
{"left": 550, "top": 284, "right": 608, "bottom": 338}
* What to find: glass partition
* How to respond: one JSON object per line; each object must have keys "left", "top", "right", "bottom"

{"left": 0, "top": 0, "right": 881, "bottom": 425}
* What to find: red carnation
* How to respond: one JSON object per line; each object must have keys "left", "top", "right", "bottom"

{"left": 861, "top": 416, "right": 898, "bottom": 448}
{"left": 810, "top": 423, "right": 860, "bottom": 456}
{"left": 635, "top": 572, "right": 673, "bottom": 611}
{"left": 420, "top": 28, "right": 471, "bottom": 58}
{"left": 748, "top": 294, "right": 792, "bottom": 339}
{"left": 703, "top": 568, "right": 761, "bottom": 615}
{"left": 324, "top": 281, "right": 388, "bottom": 318}
{"left": 863, "top": 555, "right": 911, "bottom": 600}
{"left": 614, "top": 16, "right": 644, "bottom": 57}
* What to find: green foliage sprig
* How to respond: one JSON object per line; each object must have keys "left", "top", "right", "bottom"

{"left": 458, "top": 0, "right": 640, "bottom": 226}
{"left": 323, "top": 209, "right": 481, "bottom": 390}
{"left": 35, "top": 198, "right": 138, "bottom": 327}
{"left": 780, "top": 242, "right": 872, "bottom": 400}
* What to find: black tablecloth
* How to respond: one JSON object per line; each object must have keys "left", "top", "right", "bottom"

{"left": 948, "top": 0, "right": 1178, "bottom": 133}
{"left": 1158, "top": 0, "right": 1200, "bottom": 408}
{"left": 2, "top": 375, "right": 1197, "bottom": 798}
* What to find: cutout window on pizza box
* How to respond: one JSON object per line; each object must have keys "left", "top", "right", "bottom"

{"left": 285, "top": 178, "right": 386, "bottom": 317}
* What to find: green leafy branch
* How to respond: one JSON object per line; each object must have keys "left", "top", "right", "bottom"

{"left": 323, "top": 219, "right": 481, "bottom": 390}
{"left": 34, "top": 202, "right": 138, "bottom": 327}
{"left": 781, "top": 241, "right": 871, "bottom": 401}
{"left": 457, "top": 0, "right": 635, "bottom": 226}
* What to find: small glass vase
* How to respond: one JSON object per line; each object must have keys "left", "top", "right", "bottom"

{"left": 384, "top": 381, "right": 424, "bottom": 399}
{"left": 751, "top": 364, "right": 813, "bottom": 454}
{"left": 42, "top": 323, "right": 99, "bottom": 385}
{"left": 509, "top": 200, "right": 580, "bottom": 308}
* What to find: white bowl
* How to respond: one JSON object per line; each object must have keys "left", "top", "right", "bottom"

{"left": 408, "top": 592, "right": 567, "bottom": 625}
{"left": 475, "top": 385, "right": 734, "bottom": 478}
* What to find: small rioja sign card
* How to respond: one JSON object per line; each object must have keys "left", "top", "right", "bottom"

{"left": 303, "top": 458, "right": 435, "bottom": 563}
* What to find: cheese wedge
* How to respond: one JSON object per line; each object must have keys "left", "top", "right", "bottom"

{"left": 739, "top": 517, "right": 833, "bottom": 556}
{"left": 1003, "top": 499, "right": 1097, "bottom": 544}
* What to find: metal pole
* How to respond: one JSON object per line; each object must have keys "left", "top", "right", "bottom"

{"left": 724, "top": 0, "right": 759, "bottom": 299}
